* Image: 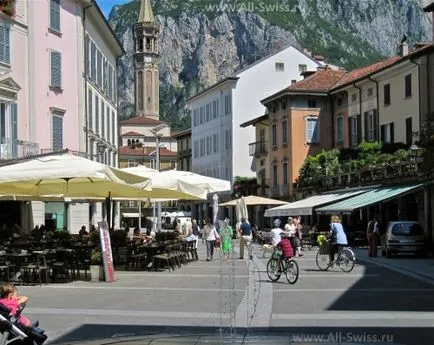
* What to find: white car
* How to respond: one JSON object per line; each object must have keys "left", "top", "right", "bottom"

{"left": 385, "top": 221, "right": 427, "bottom": 258}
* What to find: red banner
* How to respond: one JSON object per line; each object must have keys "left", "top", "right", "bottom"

{"left": 98, "top": 221, "right": 115, "bottom": 282}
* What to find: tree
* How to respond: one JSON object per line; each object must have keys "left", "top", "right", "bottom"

{"left": 416, "top": 112, "right": 434, "bottom": 172}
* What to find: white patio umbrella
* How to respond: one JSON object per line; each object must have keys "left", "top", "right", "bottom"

{"left": 219, "top": 195, "right": 289, "bottom": 207}
{"left": 0, "top": 153, "right": 151, "bottom": 199}
{"left": 123, "top": 166, "right": 207, "bottom": 201}
{"left": 159, "top": 170, "right": 231, "bottom": 194}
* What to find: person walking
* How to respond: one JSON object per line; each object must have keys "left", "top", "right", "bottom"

{"left": 367, "top": 216, "right": 379, "bottom": 257}
{"left": 203, "top": 217, "right": 219, "bottom": 261}
{"left": 238, "top": 218, "right": 252, "bottom": 260}
{"left": 220, "top": 218, "right": 233, "bottom": 261}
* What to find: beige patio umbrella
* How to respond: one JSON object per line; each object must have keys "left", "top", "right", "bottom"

{"left": 123, "top": 166, "right": 207, "bottom": 201}
{"left": 219, "top": 195, "right": 289, "bottom": 207}
{"left": 0, "top": 153, "right": 152, "bottom": 199}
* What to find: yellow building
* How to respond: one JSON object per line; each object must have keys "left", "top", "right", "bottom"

{"left": 172, "top": 129, "right": 192, "bottom": 171}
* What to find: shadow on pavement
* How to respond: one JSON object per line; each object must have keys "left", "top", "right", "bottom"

{"left": 52, "top": 324, "right": 434, "bottom": 345}
{"left": 325, "top": 258, "right": 434, "bottom": 312}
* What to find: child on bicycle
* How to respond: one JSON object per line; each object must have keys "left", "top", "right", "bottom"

{"left": 329, "top": 215, "right": 348, "bottom": 267}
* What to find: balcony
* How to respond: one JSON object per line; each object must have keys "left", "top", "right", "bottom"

{"left": 0, "top": 138, "right": 39, "bottom": 160}
{"left": 296, "top": 158, "right": 424, "bottom": 193}
{"left": 249, "top": 141, "right": 267, "bottom": 157}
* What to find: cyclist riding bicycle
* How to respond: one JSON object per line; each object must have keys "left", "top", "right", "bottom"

{"left": 270, "top": 219, "right": 294, "bottom": 258}
{"left": 329, "top": 215, "right": 348, "bottom": 267}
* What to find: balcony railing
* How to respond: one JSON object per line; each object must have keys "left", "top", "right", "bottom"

{"left": 249, "top": 141, "right": 267, "bottom": 156}
{"left": 256, "top": 178, "right": 270, "bottom": 197}
{"left": 0, "top": 138, "right": 39, "bottom": 160}
{"left": 296, "top": 158, "right": 424, "bottom": 193}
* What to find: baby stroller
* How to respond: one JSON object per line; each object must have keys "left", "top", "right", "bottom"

{"left": 0, "top": 302, "right": 47, "bottom": 345}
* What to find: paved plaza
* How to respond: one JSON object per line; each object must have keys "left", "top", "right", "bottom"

{"left": 16, "top": 242, "right": 434, "bottom": 345}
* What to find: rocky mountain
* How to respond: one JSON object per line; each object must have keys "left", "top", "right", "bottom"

{"left": 108, "top": 0, "right": 433, "bottom": 130}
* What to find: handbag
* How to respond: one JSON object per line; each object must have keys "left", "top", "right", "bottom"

{"left": 214, "top": 238, "right": 221, "bottom": 248}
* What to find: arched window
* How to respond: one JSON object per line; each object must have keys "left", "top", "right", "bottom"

{"left": 137, "top": 71, "right": 144, "bottom": 111}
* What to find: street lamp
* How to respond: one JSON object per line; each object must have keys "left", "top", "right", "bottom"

{"left": 150, "top": 124, "right": 168, "bottom": 232}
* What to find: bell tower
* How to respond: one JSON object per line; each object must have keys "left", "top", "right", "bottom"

{"left": 134, "top": 0, "right": 159, "bottom": 119}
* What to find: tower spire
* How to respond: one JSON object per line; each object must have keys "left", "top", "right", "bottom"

{"left": 138, "top": 0, "right": 154, "bottom": 24}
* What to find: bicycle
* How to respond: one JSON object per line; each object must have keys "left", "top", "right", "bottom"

{"left": 316, "top": 241, "right": 356, "bottom": 272}
{"left": 266, "top": 247, "right": 299, "bottom": 284}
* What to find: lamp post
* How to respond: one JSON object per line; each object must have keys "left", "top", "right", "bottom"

{"left": 150, "top": 124, "right": 168, "bottom": 232}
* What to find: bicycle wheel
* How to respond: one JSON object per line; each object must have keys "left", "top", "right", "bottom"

{"left": 266, "top": 258, "right": 281, "bottom": 281}
{"left": 285, "top": 259, "right": 299, "bottom": 284}
{"left": 339, "top": 248, "right": 355, "bottom": 273}
{"left": 316, "top": 250, "right": 330, "bottom": 271}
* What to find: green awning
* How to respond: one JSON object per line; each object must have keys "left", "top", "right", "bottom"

{"left": 315, "top": 184, "right": 423, "bottom": 214}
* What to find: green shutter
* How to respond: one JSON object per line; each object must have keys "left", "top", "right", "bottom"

{"left": 51, "top": 51, "right": 62, "bottom": 88}
{"left": 50, "top": 0, "right": 60, "bottom": 31}
{"left": 0, "top": 25, "right": 9, "bottom": 64}
{"left": 52, "top": 114, "right": 63, "bottom": 151}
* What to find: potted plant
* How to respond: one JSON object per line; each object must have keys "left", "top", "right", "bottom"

{"left": 90, "top": 248, "right": 104, "bottom": 281}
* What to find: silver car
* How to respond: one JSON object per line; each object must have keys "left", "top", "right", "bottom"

{"left": 385, "top": 221, "right": 427, "bottom": 257}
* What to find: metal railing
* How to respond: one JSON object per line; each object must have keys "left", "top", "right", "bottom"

{"left": 0, "top": 138, "right": 39, "bottom": 160}
{"left": 248, "top": 141, "right": 267, "bottom": 156}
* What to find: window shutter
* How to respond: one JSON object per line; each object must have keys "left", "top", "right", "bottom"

{"left": 373, "top": 110, "right": 378, "bottom": 140}
{"left": 51, "top": 51, "right": 62, "bottom": 88}
{"left": 357, "top": 115, "right": 362, "bottom": 144}
{"left": 390, "top": 123, "right": 395, "bottom": 143}
{"left": 106, "top": 106, "right": 110, "bottom": 141}
{"left": 112, "top": 110, "right": 115, "bottom": 144}
{"left": 88, "top": 89, "right": 93, "bottom": 130}
{"left": 101, "top": 100, "right": 105, "bottom": 139}
{"left": 4, "top": 26, "right": 9, "bottom": 64}
{"left": 348, "top": 117, "right": 353, "bottom": 146}
{"left": 0, "top": 26, "right": 4, "bottom": 63}
{"left": 380, "top": 125, "right": 385, "bottom": 142}
{"left": 364, "top": 112, "right": 368, "bottom": 141}
{"left": 50, "top": 0, "right": 60, "bottom": 31}
{"left": 95, "top": 96, "right": 99, "bottom": 134}
{"left": 11, "top": 103, "right": 17, "bottom": 157}
{"left": 52, "top": 114, "right": 63, "bottom": 151}
{"left": 91, "top": 43, "right": 96, "bottom": 80}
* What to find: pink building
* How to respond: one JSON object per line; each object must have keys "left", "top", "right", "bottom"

{"left": 0, "top": 0, "right": 123, "bottom": 233}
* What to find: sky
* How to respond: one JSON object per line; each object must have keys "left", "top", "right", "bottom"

{"left": 96, "top": 0, "right": 132, "bottom": 18}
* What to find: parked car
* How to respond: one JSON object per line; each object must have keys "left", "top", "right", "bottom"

{"left": 385, "top": 221, "right": 427, "bottom": 258}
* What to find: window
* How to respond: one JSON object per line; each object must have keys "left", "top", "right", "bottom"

{"left": 272, "top": 162, "right": 278, "bottom": 186}
{"left": 101, "top": 100, "right": 105, "bottom": 139}
{"left": 272, "top": 123, "right": 277, "bottom": 147}
{"left": 199, "top": 107, "right": 204, "bottom": 124}
{"left": 50, "top": 51, "right": 62, "bottom": 88}
{"left": 200, "top": 139, "right": 205, "bottom": 156}
{"left": 364, "top": 110, "right": 376, "bottom": 141}
{"left": 275, "top": 62, "right": 284, "bottom": 71}
{"left": 137, "top": 70, "right": 143, "bottom": 111}
{"left": 380, "top": 123, "right": 394, "bottom": 143}
{"left": 52, "top": 111, "right": 63, "bottom": 151}
{"left": 224, "top": 94, "right": 231, "bottom": 115}
{"left": 90, "top": 42, "right": 96, "bottom": 81}
{"left": 406, "top": 117, "right": 413, "bottom": 146}
{"left": 206, "top": 104, "right": 210, "bottom": 121}
{"left": 337, "top": 98, "right": 342, "bottom": 106}
{"left": 305, "top": 117, "right": 319, "bottom": 144}
{"left": 95, "top": 95, "right": 99, "bottom": 134}
{"left": 194, "top": 141, "right": 199, "bottom": 158}
{"left": 282, "top": 160, "right": 288, "bottom": 186}
{"left": 384, "top": 83, "right": 391, "bottom": 105}
{"left": 111, "top": 110, "right": 116, "bottom": 145}
{"left": 213, "top": 134, "right": 218, "bottom": 153}
{"left": 282, "top": 120, "right": 288, "bottom": 145}
{"left": 97, "top": 50, "right": 102, "bottom": 87}
{"left": 351, "top": 93, "right": 357, "bottom": 102}
{"left": 225, "top": 130, "right": 231, "bottom": 150}
{"left": 106, "top": 105, "right": 110, "bottom": 140}
{"left": 212, "top": 100, "right": 218, "bottom": 119}
{"left": 49, "top": 0, "right": 60, "bottom": 32}
{"left": 307, "top": 100, "right": 317, "bottom": 108}
{"left": 193, "top": 109, "right": 198, "bottom": 127}
{"left": 0, "top": 24, "right": 10, "bottom": 64}
{"left": 405, "top": 74, "right": 412, "bottom": 98}
{"left": 206, "top": 136, "right": 211, "bottom": 155}
{"left": 298, "top": 64, "right": 307, "bottom": 73}
{"left": 336, "top": 115, "right": 344, "bottom": 144}
{"left": 88, "top": 89, "right": 93, "bottom": 130}
{"left": 350, "top": 116, "right": 358, "bottom": 146}
{"left": 367, "top": 88, "right": 373, "bottom": 97}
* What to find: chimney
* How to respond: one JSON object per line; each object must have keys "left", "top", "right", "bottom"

{"left": 399, "top": 35, "right": 409, "bottom": 56}
{"left": 314, "top": 55, "right": 325, "bottom": 62}
{"left": 301, "top": 70, "right": 316, "bottom": 79}
{"left": 423, "top": 2, "right": 434, "bottom": 43}
{"left": 317, "top": 65, "right": 326, "bottom": 71}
